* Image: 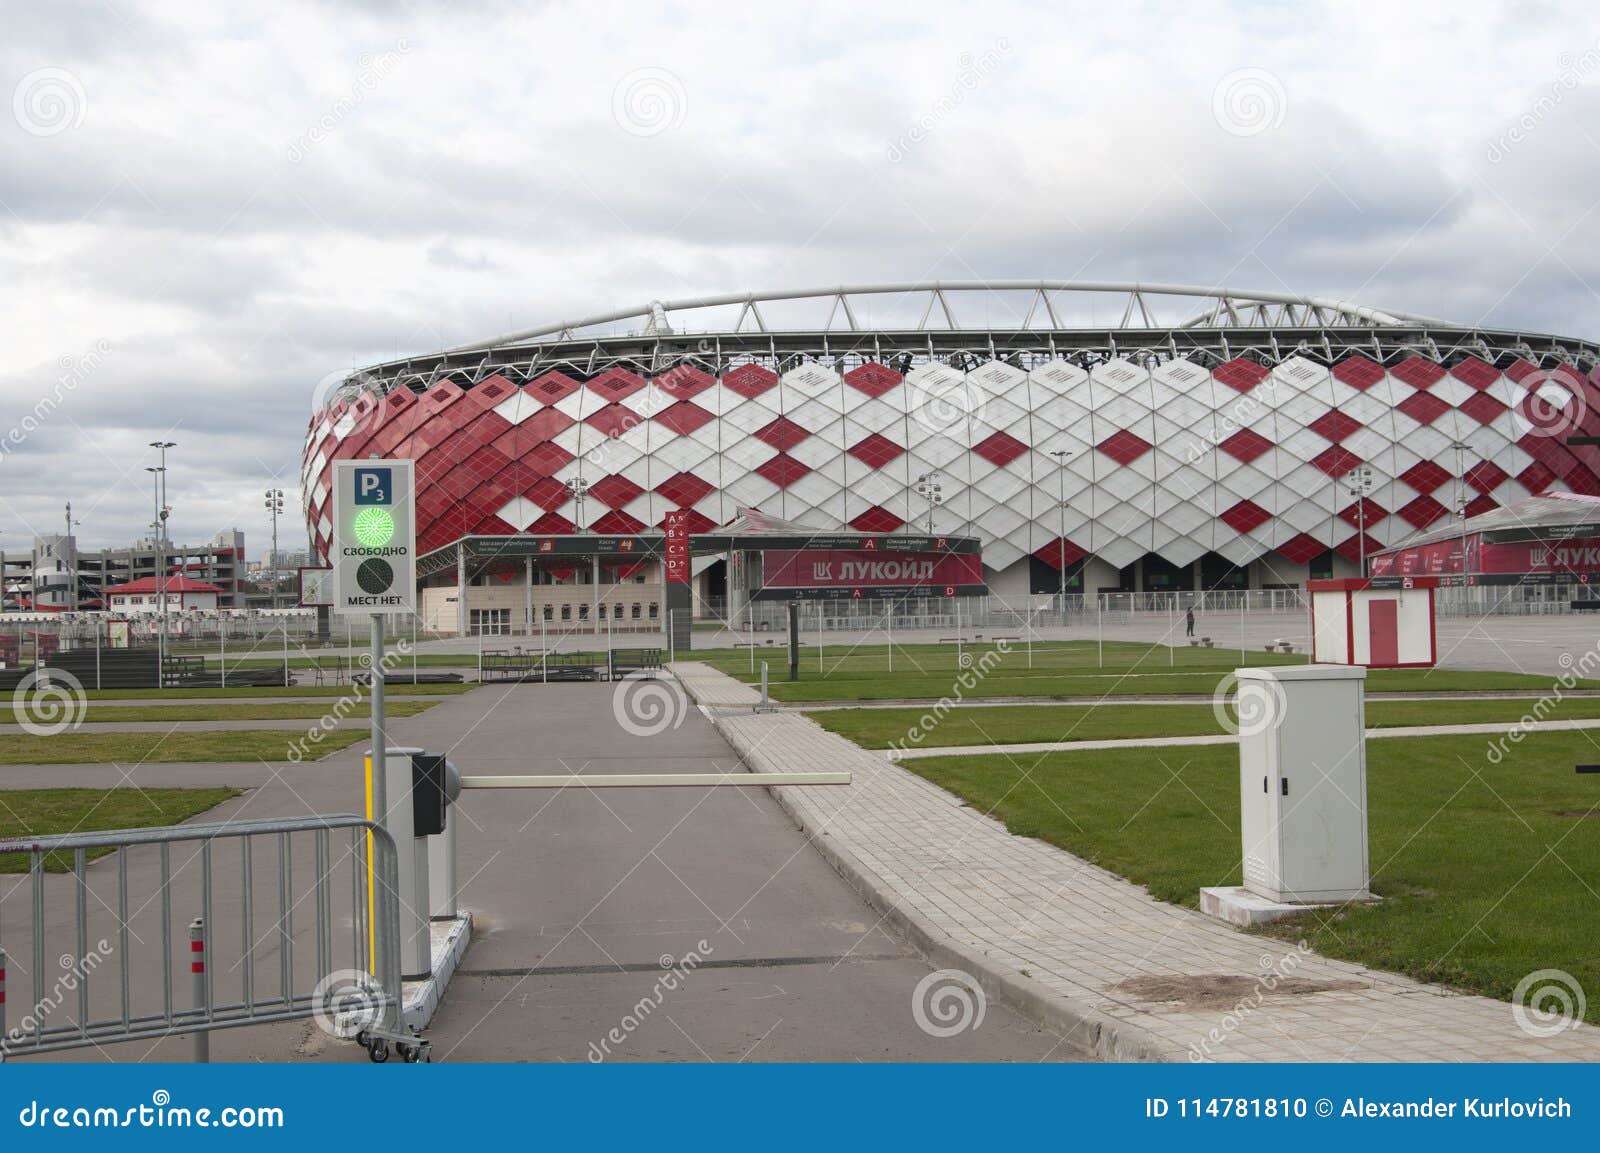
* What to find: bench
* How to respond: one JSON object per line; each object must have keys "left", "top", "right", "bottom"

{"left": 610, "top": 648, "right": 663, "bottom": 678}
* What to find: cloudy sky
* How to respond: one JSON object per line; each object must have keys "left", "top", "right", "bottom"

{"left": 1, "top": 0, "right": 1596, "bottom": 553}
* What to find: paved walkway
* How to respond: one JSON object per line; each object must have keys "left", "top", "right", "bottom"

{"left": 671, "top": 661, "right": 763, "bottom": 707}
{"left": 672, "top": 663, "right": 1600, "bottom": 1061}
{"left": 791, "top": 690, "right": 1600, "bottom": 710}
{"left": 886, "top": 717, "right": 1600, "bottom": 760}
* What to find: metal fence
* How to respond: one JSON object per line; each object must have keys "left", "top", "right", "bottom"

{"left": 0, "top": 814, "right": 407, "bottom": 1061}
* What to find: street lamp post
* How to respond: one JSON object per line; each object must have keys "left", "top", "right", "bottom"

{"left": 1451, "top": 441, "right": 1472, "bottom": 587}
{"left": 566, "top": 475, "right": 590, "bottom": 532}
{"left": 148, "top": 441, "right": 176, "bottom": 676}
{"left": 1344, "top": 465, "right": 1373, "bottom": 573}
{"left": 264, "top": 488, "right": 284, "bottom": 608}
{"left": 1050, "top": 450, "right": 1072, "bottom": 613}
{"left": 63, "top": 501, "right": 81, "bottom": 611}
{"left": 915, "top": 471, "right": 943, "bottom": 534}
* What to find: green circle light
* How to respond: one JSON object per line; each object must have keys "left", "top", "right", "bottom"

{"left": 352, "top": 507, "right": 396, "bottom": 548}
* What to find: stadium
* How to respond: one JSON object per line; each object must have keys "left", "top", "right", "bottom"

{"left": 299, "top": 282, "right": 1600, "bottom": 632}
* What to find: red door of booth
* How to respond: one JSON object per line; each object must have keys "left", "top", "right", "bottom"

{"left": 1368, "top": 599, "right": 1399, "bottom": 666}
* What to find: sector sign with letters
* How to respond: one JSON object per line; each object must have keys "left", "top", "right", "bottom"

{"left": 332, "top": 459, "right": 416, "bottom": 615}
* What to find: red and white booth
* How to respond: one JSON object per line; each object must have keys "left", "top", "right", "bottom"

{"left": 1307, "top": 577, "right": 1438, "bottom": 669}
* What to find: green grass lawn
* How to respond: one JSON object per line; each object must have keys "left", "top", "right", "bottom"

{"left": 907, "top": 731, "right": 1600, "bottom": 1022}
{"left": 81, "top": 683, "right": 474, "bottom": 700}
{"left": 0, "top": 699, "right": 440, "bottom": 725}
{"left": 0, "top": 788, "right": 239, "bottom": 872}
{"left": 695, "top": 640, "right": 1600, "bottom": 702}
{"left": 0, "top": 729, "right": 368, "bottom": 765}
{"left": 815, "top": 697, "right": 1600, "bottom": 748}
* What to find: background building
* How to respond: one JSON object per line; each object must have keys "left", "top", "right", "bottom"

{"left": 299, "top": 283, "right": 1600, "bottom": 608}
{"left": 1, "top": 529, "right": 246, "bottom": 611}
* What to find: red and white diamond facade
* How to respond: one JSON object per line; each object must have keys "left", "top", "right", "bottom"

{"left": 300, "top": 284, "right": 1600, "bottom": 591}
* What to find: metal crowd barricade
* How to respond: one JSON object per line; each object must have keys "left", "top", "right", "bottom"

{"left": 0, "top": 814, "right": 409, "bottom": 1061}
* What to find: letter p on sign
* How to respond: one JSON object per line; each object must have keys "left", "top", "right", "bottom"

{"left": 355, "top": 467, "right": 391, "bottom": 505}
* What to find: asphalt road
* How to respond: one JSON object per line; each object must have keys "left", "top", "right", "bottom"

{"left": 0, "top": 684, "right": 1082, "bottom": 1062}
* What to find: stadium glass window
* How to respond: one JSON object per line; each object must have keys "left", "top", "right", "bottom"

{"left": 560, "top": 604, "right": 571, "bottom": 621}
{"left": 579, "top": 604, "right": 589, "bottom": 621}
{"left": 631, "top": 603, "right": 641, "bottom": 620}
{"left": 648, "top": 604, "right": 659, "bottom": 620}
{"left": 542, "top": 605, "right": 553, "bottom": 622}
{"left": 613, "top": 604, "right": 623, "bottom": 619}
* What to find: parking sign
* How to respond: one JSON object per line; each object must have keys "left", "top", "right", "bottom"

{"left": 332, "top": 459, "right": 416, "bottom": 615}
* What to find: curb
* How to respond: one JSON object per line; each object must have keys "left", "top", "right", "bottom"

{"left": 697, "top": 702, "right": 1189, "bottom": 1063}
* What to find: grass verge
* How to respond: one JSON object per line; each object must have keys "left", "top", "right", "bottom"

{"left": 1, "top": 700, "right": 440, "bottom": 725}
{"left": 0, "top": 787, "right": 239, "bottom": 872}
{"left": 906, "top": 731, "right": 1600, "bottom": 1022}
{"left": 0, "top": 729, "right": 368, "bottom": 765}
{"left": 81, "top": 684, "right": 473, "bottom": 700}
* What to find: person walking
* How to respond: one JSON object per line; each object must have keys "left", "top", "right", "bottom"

{"left": 1185, "top": 607, "right": 1195, "bottom": 638}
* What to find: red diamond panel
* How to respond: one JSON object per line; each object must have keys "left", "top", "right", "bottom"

{"left": 590, "top": 474, "right": 644, "bottom": 509}
{"left": 527, "top": 371, "right": 581, "bottom": 403}
{"left": 1399, "top": 460, "right": 1452, "bottom": 494}
{"left": 1276, "top": 533, "right": 1327, "bottom": 565}
{"left": 524, "top": 476, "right": 569, "bottom": 509}
{"left": 1214, "top": 358, "right": 1270, "bottom": 393}
{"left": 1333, "top": 356, "right": 1386, "bottom": 390}
{"left": 754, "top": 416, "right": 811, "bottom": 452}
{"left": 849, "top": 506, "right": 905, "bottom": 533}
{"left": 1458, "top": 391, "right": 1507, "bottom": 426}
{"left": 655, "top": 508, "right": 716, "bottom": 534}
{"left": 1392, "top": 356, "right": 1446, "bottom": 389}
{"left": 1397, "top": 390, "right": 1450, "bottom": 425}
{"left": 1564, "top": 468, "right": 1600, "bottom": 497}
{"left": 848, "top": 433, "right": 904, "bottom": 469}
{"left": 590, "top": 509, "right": 645, "bottom": 534}
{"left": 529, "top": 512, "right": 574, "bottom": 535}
{"left": 1312, "top": 445, "right": 1362, "bottom": 477}
{"left": 1096, "top": 429, "right": 1152, "bottom": 465}
{"left": 463, "top": 374, "right": 516, "bottom": 412}
{"left": 1335, "top": 534, "right": 1382, "bottom": 564}
{"left": 585, "top": 367, "right": 646, "bottom": 402}
{"left": 654, "top": 365, "right": 715, "bottom": 400}
{"left": 844, "top": 363, "right": 902, "bottom": 398}
{"left": 1220, "top": 429, "right": 1273, "bottom": 464}
{"left": 1338, "top": 498, "right": 1387, "bottom": 528}
{"left": 655, "top": 472, "right": 716, "bottom": 507}
{"left": 1219, "top": 500, "right": 1271, "bottom": 534}
{"left": 723, "top": 364, "right": 778, "bottom": 398}
{"left": 1450, "top": 357, "right": 1500, "bottom": 390}
{"left": 754, "top": 454, "right": 810, "bottom": 487}
{"left": 520, "top": 407, "right": 575, "bottom": 441}
{"left": 1505, "top": 359, "right": 1542, "bottom": 383}
{"left": 1032, "top": 538, "right": 1087, "bottom": 569}
{"left": 1518, "top": 461, "right": 1555, "bottom": 493}
{"left": 1397, "top": 495, "right": 1449, "bottom": 528}
{"left": 1464, "top": 494, "right": 1498, "bottom": 518}
{"left": 973, "top": 431, "right": 1028, "bottom": 467}
{"left": 1464, "top": 461, "right": 1509, "bottom": 493}
{"left": 652, "top": 400, "right": 714, "bottom": 437}
{"left": 524, "top": 441, "right": 575, "bottom": 476}
{"left": 585, "top": 404, "right": 639, "bottom": 439}
{"left": 1308, "top": 410, "right": 1364, "bottom": 442}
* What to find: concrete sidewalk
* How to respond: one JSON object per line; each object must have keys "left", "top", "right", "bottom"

{"left": 672, "top": 663, "right": 1600, "bottom": 1062}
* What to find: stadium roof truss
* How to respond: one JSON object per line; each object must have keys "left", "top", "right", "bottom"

{"left": 328, "top": 282, "right": 1598, "bottom": 402}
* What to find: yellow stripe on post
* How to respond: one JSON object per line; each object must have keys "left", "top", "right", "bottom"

{"left": 364, "top": 754, "right": 376, "bottom": 975}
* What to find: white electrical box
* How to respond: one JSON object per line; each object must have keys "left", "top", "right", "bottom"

{"left": 1237, "top": 664, "right": 1370, "bottom": 904}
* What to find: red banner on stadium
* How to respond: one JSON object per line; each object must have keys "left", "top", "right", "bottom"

{"left": 663, "top": 510, "right": 691, "bottom": 584}
{"left": 1369, "top": 535, "right": 1600, "bottom": 577}
{"left": 762, "top": 549, "right": 982, "bottom": 589}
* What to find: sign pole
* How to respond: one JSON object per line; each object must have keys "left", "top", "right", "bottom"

{"left": 370, "top": 611, "right": 386, "bottom": 844}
